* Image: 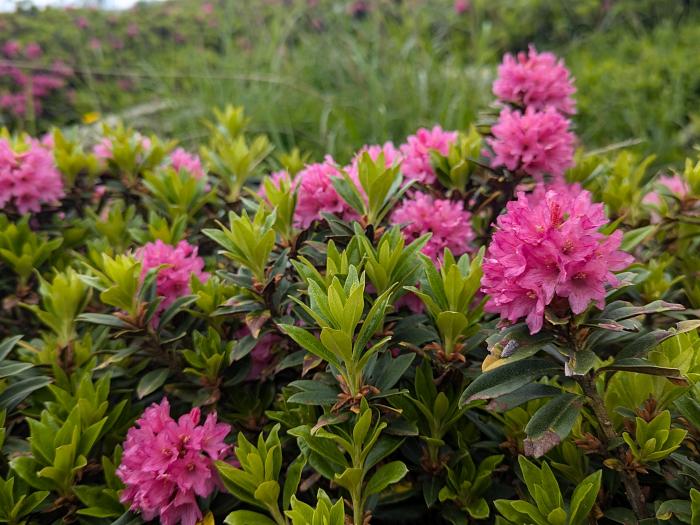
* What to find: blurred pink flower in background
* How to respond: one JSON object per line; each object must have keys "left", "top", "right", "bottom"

{"left": 236, "top": 327, "right": 281, "bottom": 381}
{"left": 454, "top": 0, "right": 470, "bottom": 14}
{"left": 400, "top": 126, "right": 457, "bottom": 185}
{"left": 24, "top": 42, "right": 42, "bottom": 60}
{"left": 0, "top": 138, "right": 64, "bottom": 214}
{"left": 493, "top": 44, "right": 576, "bottom": 114}
{"left": 75, "top": 16, "right": 89, "bottom": 29}
{"left": 1, "top": 40, "right": 21, "bottom": 58}
{"left": 169, "top": 148, "right": 206, "bottom": 179}
{"left": 642, "top": 174, "right": 690, "bottom": 222}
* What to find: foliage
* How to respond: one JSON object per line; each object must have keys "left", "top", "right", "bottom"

{"left": 0, "top": 20, "right": 699, "bottom": 525}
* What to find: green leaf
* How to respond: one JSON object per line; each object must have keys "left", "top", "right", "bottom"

{"left": 656, "top": 499, "right": 691, "bottom": 522}
{"left": 568, "top": 470, "right": 602, "bottom": 525}
{"left": 620, "top": 225, "right": 657, "bottom": 252}
{"left": 333, "top": 467, "right": 363, "bottom": 492}
{"left": 77, "top": 313, "right": 134, "bottom": 329}
{"left": 0, "top": 361, "right": 34, "bottom": 379}
{"left": 278, "top": 324, "right": 342, "bottom": 370}
{"left": 0, "top": 335, "right": 22, "bottom": 360}
{"left": 157, "top": 295, "right": 197, "bottom": 329}
{"left": 0, "top": 376, "right": 52, "bottom": 411}
{"left": 287, "top": 380, "right": 339, "bottom": 406}
{"left": 283, "top": 455, "right": 306, "bottom": 510}
{"left": 136, "top": 368, "right": 170, "bottom": 399}
{"left": 460, "top": 359, "right": 559, "bottom": 406}
{"left": 224, "top": 510, "right": 277, "bottom": 525}
{"left": 675, "top": 395, "right": 700, "bottom": 430}
{"left": 598, "top": 358, "right": 688, "bottom": 385}
{"left": 566, "top": 349, "right": 598, "bottom": 376}
{"left": 524, "top": 393, "right": 583, "bottom": 458}
{"left": 254, "top": 480, "right": 281, "bottom": 506}
{"left": 364, "top": 461, "right": 408, "bottom": 497}
{"left": 485, "top": 383, "right": 561, "bottom": 412}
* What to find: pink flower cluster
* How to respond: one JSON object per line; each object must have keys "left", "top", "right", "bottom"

{"left": 1, "top": 41, "right": 72, "bottom": 118}
{"left": 399, "top": 126, "right": 457, "bottom": 185}
{"left": 493, "top": 45, "right": 576, "bottom": 114}
{"left": 293, "top": 156, "right": 357, "bottom": 228}
{"left": 481, "top": 186, "right": 633, "bottom": 334}
{"left": 643, "top": 174, "right": 690, "bottom": 205}
{"left": 136, "top": 240, "right": 209, "bottom": 314}
{"left": 117, "top": 398, "right": 231, "bottom": 525}
{"left": 390, "top": 191, "right": 474, "bottom": 263}
{"left": 0, "top": 138, "right": 64, "bottom": 214}
{"left": 487, "top": 106, "right": 575, "bottom": 180}
{"left": 643, "top": 174, "right": 691, "bottom": 223}
{"left": 169, "top": 148, "right": 205, "bottom": 179}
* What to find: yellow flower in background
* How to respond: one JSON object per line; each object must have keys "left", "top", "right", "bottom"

{"left": 82, "top": 111, "right": 101, "bottom": 124}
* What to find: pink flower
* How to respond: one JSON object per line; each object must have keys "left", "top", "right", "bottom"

{"left": 395, "top": 291, "right": 425, "bottom": 314}
{"left": 117, "top": 398, "right": 231, "bottom": 525}
{"left": 169, "top": 148, "right": 205, "bottom": 179}
{"left": 93, "top": 138, "right": 113, "bottom": 159}
{"left": 390, "top": 191, "right": 474, "bottom": 263}
{"left": 294, "top": 157, "right": 357, "bottom": 228}
{"left": 236, "top": 327, "right": 280, "bottom": 381}
{"left": 0, "top": 138, "right": 64, "bottom": 214}
{"left": 643, "top": 174, "right": 690, "bottom": 206}
{"left": 481, "top": 187, "right": 633, "bottom": 334}
{"left": 493, "top": 45, "right": 576, "bottom": 114}
{"left": 127, "top": 23, "right": 140, "bottom": 37}
{"left": 135, "top": 240, "right": 209, "bottom": 317}
{"left": 399, "top": 126, "right": 457, "bottom": 185}
{"left": 454, "top": 0, "right": 470, "bottom": 14}
{"left": 1, "top": 40, "right": 21, "bottom": 58}
{"left": 487, "top": 106, "right": 575, "bottom": 181}
{"left": 75, "top": 16, "right": 89, "bottom": 29}
{"left": 642, "top": 174, "right": 690, "bottom": 223}
{"left": 24, "top": 43, "right": 42, "bottom": 60}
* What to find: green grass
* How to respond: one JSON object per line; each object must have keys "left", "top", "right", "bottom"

{"left": 2, "top": 0, "right": 700, "bottom": 163}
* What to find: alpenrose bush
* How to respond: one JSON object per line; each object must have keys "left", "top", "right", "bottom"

{"left": 0, "top": 46, "right": 699, "bottom": 525}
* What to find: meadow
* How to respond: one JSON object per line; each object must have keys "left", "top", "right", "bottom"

{"left": 1, "top": 0, "right": 700, "bottom": 162}
{"left": 0, "top": 1, "right": 699, "bottom": 525}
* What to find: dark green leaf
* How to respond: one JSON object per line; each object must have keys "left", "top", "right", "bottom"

{"left": 136, "top": 368, "right": 170, "bottom": 399}
{"left": 598, "top": 358, "right": 688, "bottom": 385}
{"left": 524, "top": 393, "right": 583, "bottom": 457}
{"left": 0, "top": 335, "right": 22, "bottom": 361}
{"left": 365, "top": 461, "right": 408, "bottom": 497}
{"left": 460, "top": 359, "right": 559, "bottom": 406}
{"left": 0, "top": 376, "right": 52, "bottom": 410}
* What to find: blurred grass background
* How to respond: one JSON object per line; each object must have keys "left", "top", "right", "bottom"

{"left": 1, "top": 0, "right": 699, "bottom": 164}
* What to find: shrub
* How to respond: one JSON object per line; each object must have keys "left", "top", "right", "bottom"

{"left": 0, "top": 45, "right": 698, "bottom": 525}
